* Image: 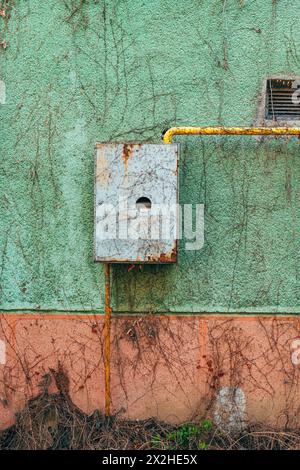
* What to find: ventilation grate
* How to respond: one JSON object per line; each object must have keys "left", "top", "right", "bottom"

{"left": 266, "top": 79, "right": 300, "bottom": 121}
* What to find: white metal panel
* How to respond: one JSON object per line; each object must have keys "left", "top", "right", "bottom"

{"left": 94, "top": 143, "right": 179, "bottom": 263}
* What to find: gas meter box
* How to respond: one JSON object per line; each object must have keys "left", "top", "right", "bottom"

{"left": 94, "top": 143, "right": 179, "bottom": 263}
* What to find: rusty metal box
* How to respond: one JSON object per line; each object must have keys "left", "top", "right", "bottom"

{"left": 94, "top": 143, "right": 179, "bottom": 263}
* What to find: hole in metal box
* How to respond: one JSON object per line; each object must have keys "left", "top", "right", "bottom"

{"left": 136, "top": 197, "right": 152, "bottom": 209}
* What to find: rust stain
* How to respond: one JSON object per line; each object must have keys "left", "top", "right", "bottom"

{"left": 122, "top": 143, "right": 143, "bottom": 172}
{"left": 122, "top": 144, "right": 134, "bottom": 171}
{"left": 101, "top": 243, "right": 177, "bottom": 264}
{"left": 146, "top": 243, "right": 177, "bottom": 263}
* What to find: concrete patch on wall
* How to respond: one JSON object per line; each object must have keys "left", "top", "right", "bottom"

{"left": 214, "top": 387, "right": 246, "bottom": 432}
{"left": 291, "top": 338, "right": 300, "bottom": 365}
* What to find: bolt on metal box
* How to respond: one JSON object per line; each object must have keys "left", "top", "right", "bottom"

{"left": 94, "top": 143, "right": 179, "bottom": 263}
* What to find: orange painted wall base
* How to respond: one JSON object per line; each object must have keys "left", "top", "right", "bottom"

{"left": 0, "top": 313, "right": 299, "bottom": 430}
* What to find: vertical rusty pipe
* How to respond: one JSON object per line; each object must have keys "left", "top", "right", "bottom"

{"left": 104, "top": 263, "right": 111, "bottom": 416}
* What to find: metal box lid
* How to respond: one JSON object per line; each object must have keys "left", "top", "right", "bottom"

{"left": 94, "top": 143, "right": 179, "bottom": 263}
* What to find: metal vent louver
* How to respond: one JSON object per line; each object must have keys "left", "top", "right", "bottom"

{"left": 266, "top": 79, "right": 300, "bottom": 120}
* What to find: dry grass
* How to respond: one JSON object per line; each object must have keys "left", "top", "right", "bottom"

{"left": 1, "top": 391, "right": 300, "bottom": 450}
{"left": 0, "top": 392, "right": 171, "bottom": 450}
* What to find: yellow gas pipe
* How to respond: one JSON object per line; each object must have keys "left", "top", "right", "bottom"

{"left": 163, "top": 126, "right": 300, "bottom": 144}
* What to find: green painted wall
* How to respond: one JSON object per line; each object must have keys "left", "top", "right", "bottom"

{"left": 1, "top": 0, "right": 300, "bottom": 314}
